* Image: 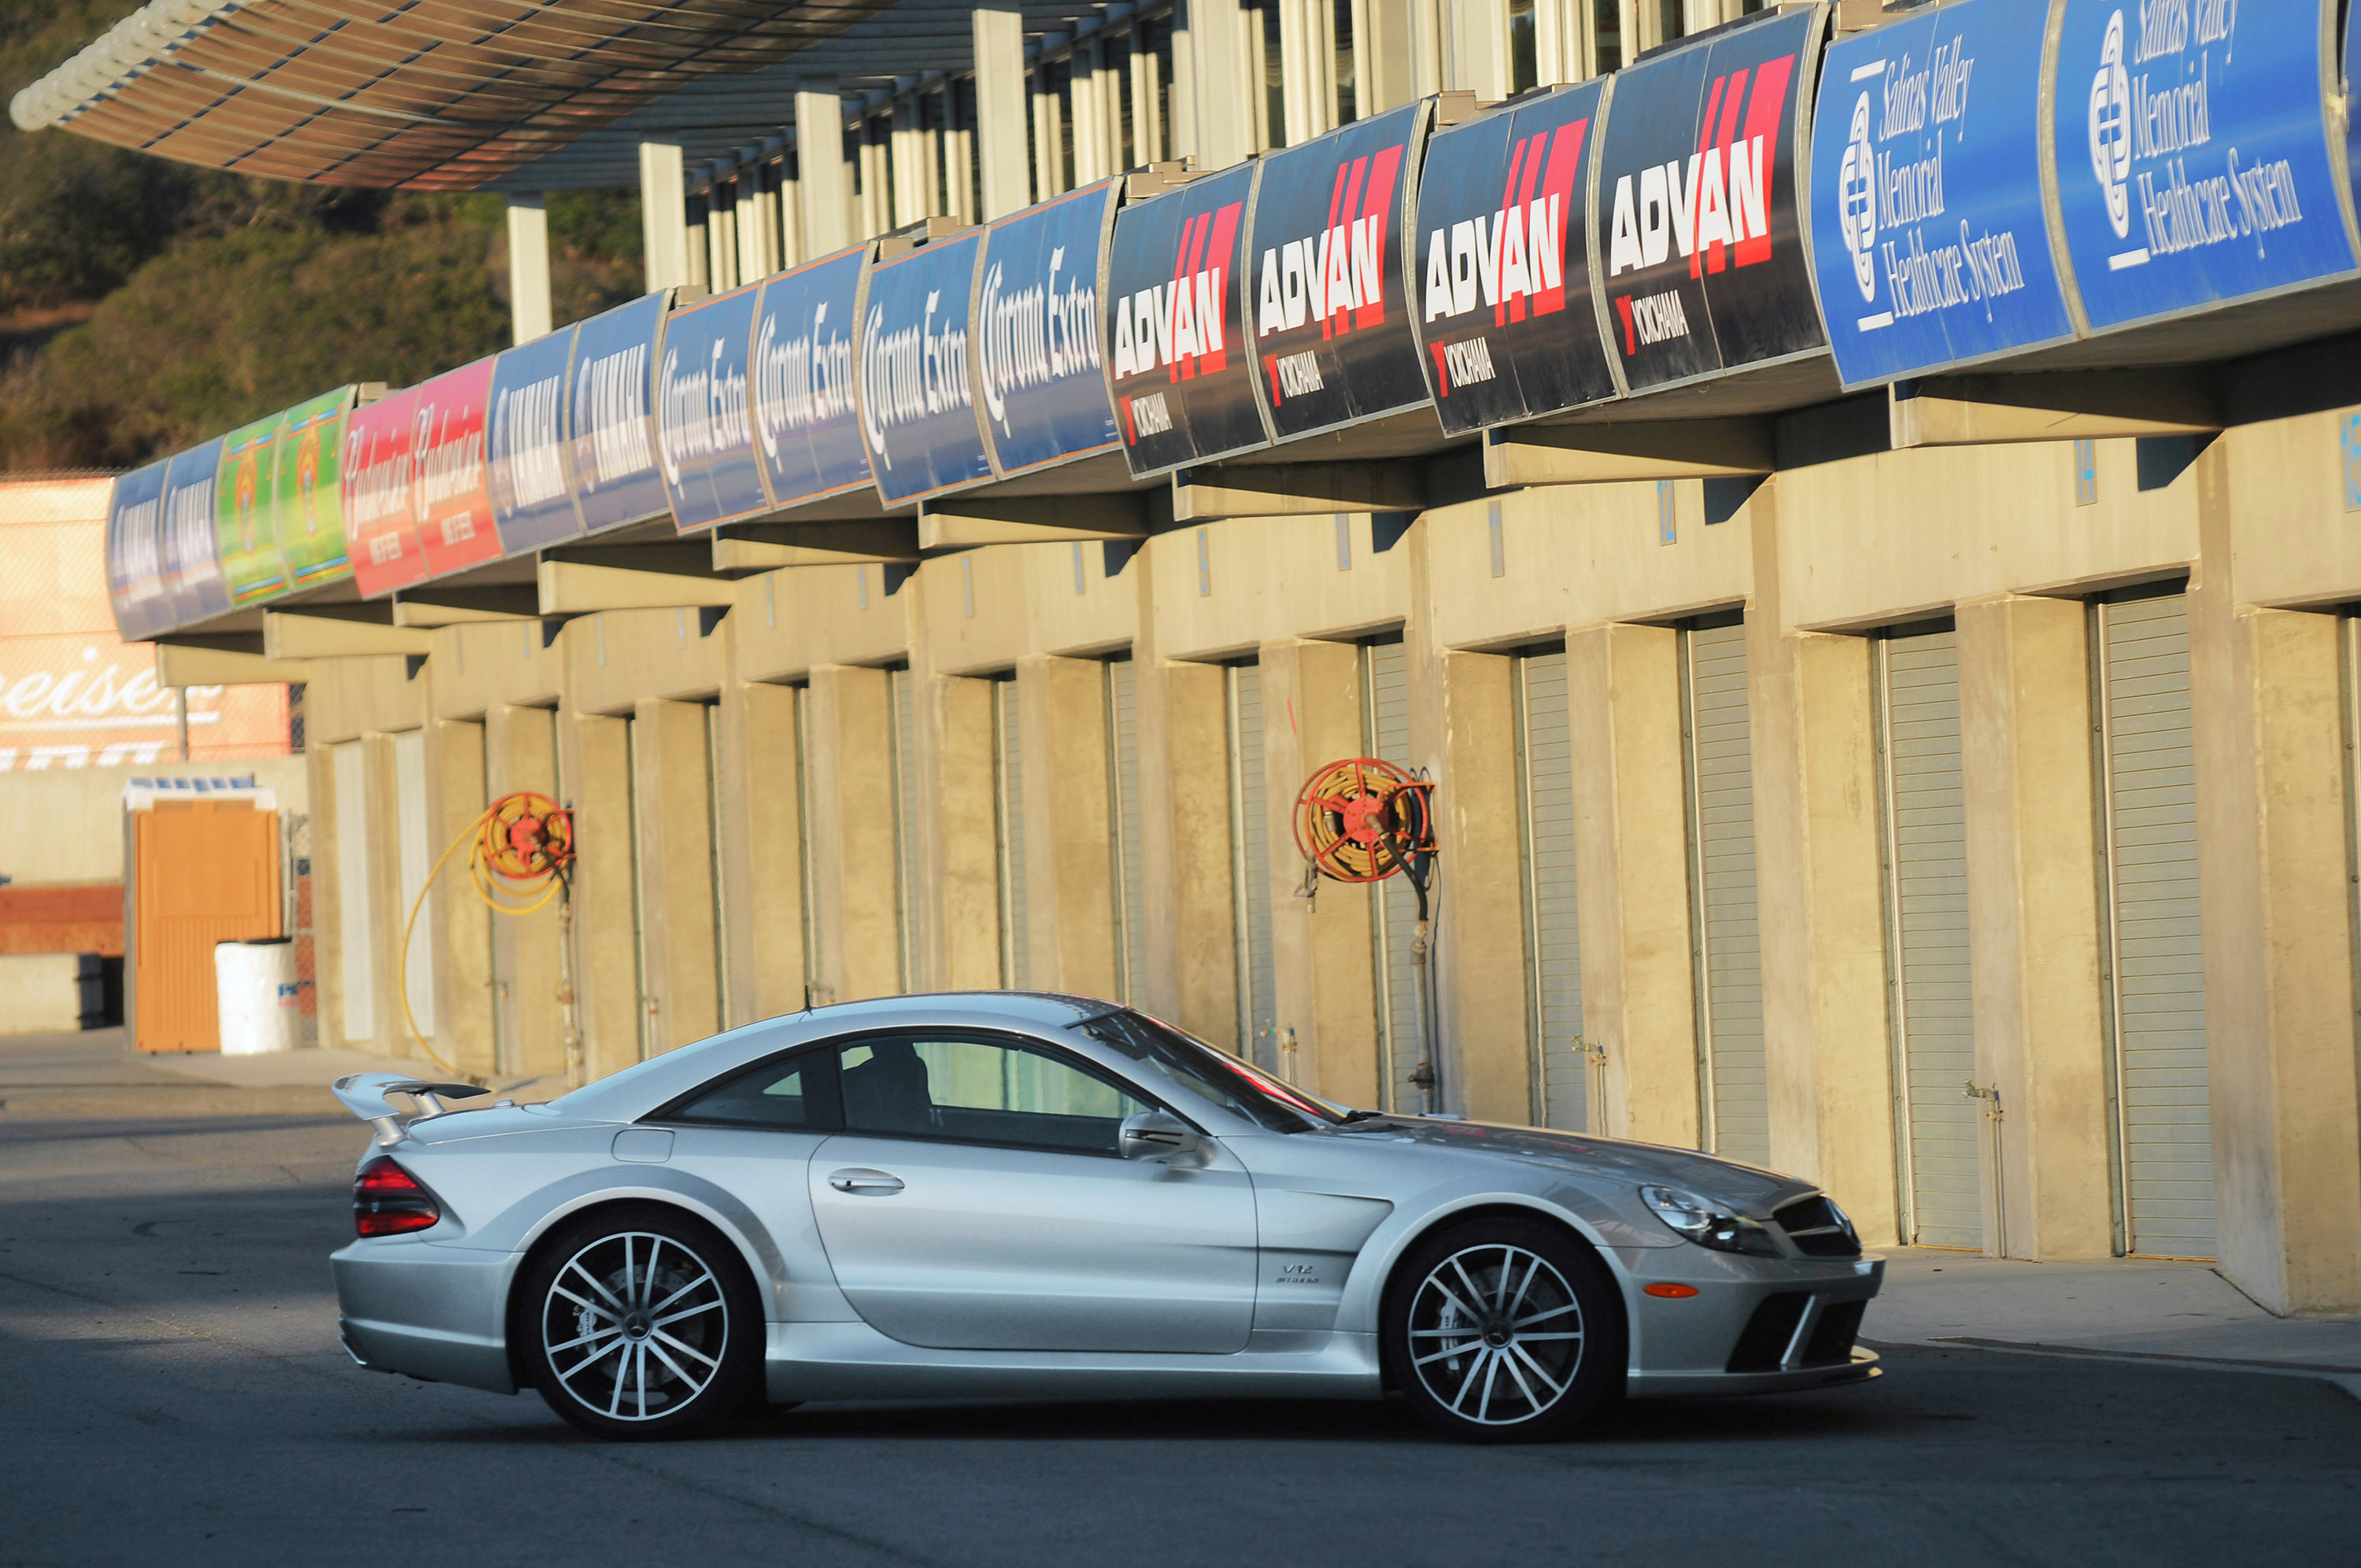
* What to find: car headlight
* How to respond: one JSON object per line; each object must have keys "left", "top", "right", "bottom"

{"left": 1639, "top": 1186, "right": 1784, "bottom": 1257}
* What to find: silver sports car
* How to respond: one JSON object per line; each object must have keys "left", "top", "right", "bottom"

{"left": 331, "top": 992, "right": 1882, "bottom": 1442}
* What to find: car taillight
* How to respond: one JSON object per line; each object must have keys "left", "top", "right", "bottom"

{"left": 353, "top": 1155, "right": 440, "bottom": 1237}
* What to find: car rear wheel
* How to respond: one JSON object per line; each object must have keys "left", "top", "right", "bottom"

{"left": 1383, "top": 1216, "right": 1622, "bottom": 1444}
{"left": 518, "top": 1205, "right": 761, "bottom": 1440}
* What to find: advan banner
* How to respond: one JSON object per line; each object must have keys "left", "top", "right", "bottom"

{"left": 976, "top": 182, "right": 1122, "bottom": 477}
{"left": 345, "top": 386, "right": 425, "bottom": 597}
{"left": 1104, "top": 163, "right": 1265, "bottom": 477}
{"left": 659, "top": 280, "right": 770, "bottom": 532}
{"left": 489, "top": 322, "right": 582, "bottom": 554}
{"left": 570, "top": 293, "right": 673, "bottom": 534}
{"left": 104, "top": 459, "right": 170, "bottom": 641}
{"left": 2057, "top": 0, "right": 2355, "bottom": 333}
{"left": 1245, "top": 104, "right": 1431, "bottom": 440}
{"left": 161, "top": 437, "right": 228, "bottom": 626}
{"left": 1812, "top": 0, "right": 2075, "bottom": 389}
{"left": 858, "top": 231, "right": 992, "bottom": 506}
{"left": 1411, "top": 79, "right": 1613, "bottom": 432}
{"left": 750, "top": 246, "right": 871, "bottom": 510}
{"left": 412, "top": 358, "right": 503, "bottom": 577}
{"left": 1592, "top": 5, "right": 1827, "bottom": 394}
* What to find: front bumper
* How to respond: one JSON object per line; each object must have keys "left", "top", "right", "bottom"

{"left": 331, "top": 1236, "right": 521, "bottom": 1395}
{"left": 1614, "top": 1249, "right": 1886, "bottom": 1400}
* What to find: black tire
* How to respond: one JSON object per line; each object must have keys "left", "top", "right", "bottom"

{"left": 1381, "top": 1216, "right": 1624, "bottom": 1444}
{"left": 517, "top": 1203, "right": 763, "bottom": 1440}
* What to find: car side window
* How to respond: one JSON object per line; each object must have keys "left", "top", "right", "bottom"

{"left": 837, "top": 1035, "right": 1151, "bottom": 1155}
{"left": 663, "top": 1051, "right": 834, "bottom": 1131}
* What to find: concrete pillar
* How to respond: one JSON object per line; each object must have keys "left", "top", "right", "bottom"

{"left": 806, "top": 665, "right": 902, "bottom": 1003}
{"left": 1444, "top": 0, "right": 1512, "bottom": 99}
{"left": 427, "top": 717, "right": 494, "bottom": 1075}
{"left": 973, "top": 9, "right": 1032, "bottom": 219}
{"left": 1252, "top": 640, "right": 1380, "bottom": 1105}
{"left": 891, "top": 104, "right": 936, "bottom": 227}
{"left": 486, "top": 704, "right": 566, "bottom": 1078}
{"left": 506, "top": 196, "right": 552, "bottom": 345}
{"left": 1136, "top": 657, "right": 1243, "bottom": 1049}
{"left": 925, "top": 673, "right": 1003, "bottom": 990}
{"left": 1031, "top": 62, "right": 1066, "bottom": 199}
{"left": 778, "top": 163, "right": 807, "bottom": 265}
{"left": 1566, "top": 622, "right": 1701, "bottom": 1147}
{"left": 361, "top": 732, "right": 405, "bottom": 1053}
{"left": 1188, "top": 0, "right": 1256, "bottom": 171}
{"left": 705, "top": 186, "right": 739, "bottom": 292}
{"left": 1014, "top": 656, "right": 1121, "bottom": 998}
{"left": 715, "top": 681, "right": 804, "bottom": 1026}
{"left": 736, "top": 175, "right": 773, "bottom": 282}
{"left": 639, "top": 140, "right": 690, "bottom": 293}
{"left": 796, "top": 90, "right": 855, "bottom": 257}
{"left": 629, "top": 699, "right": 720, "bottom": 1054}
{"left": 1956, "top": 594, "right": 2115, "bottom": 1260}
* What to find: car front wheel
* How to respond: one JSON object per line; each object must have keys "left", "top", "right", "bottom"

{"left": 1383, "top": 1216, "right": 1623, "bottom": 1443}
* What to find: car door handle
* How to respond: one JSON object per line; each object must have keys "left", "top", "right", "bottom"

{"left": 827, "top": 1168, "right": 904, "bottom": 1195}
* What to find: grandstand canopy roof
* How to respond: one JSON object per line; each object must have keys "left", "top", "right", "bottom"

{"left": 12, "top": 0, "right": 1129, "bottom": 191}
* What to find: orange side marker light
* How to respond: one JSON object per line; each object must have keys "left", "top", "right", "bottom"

{"left": 1642, "top": 1283, "right": 1700, "bottom": 1299}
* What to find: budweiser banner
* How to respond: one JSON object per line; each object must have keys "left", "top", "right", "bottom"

{"left": 1247, "top": 103, "right": 1431, "bottom": 440}
{"left": 1105, "top": 163, "right": 1266, "bottom": 477}
{"left": 858, "top": 231, "right": 992, "bottom": 506}
{"left": 272, "top": 386, "right": 360, "bottom": 591}
{"left": 161, "top": 437, "right": 227, "bottom": 625}
{"left": 1592, "top": 5, "right": 1828, "bottom": 395}
{"left": 105, "top": 459, "right": 170, "bottom": 641}
{"left": 1413, "top": 79, "right": 1613, "bottom": 432}
{"left": 975, "top": 181, "right": 1122, "bottom": 477}
{"left": 214, "top": 412, "right": 290, "bottom": 607}
{"left": 345, "top": 386, "right": 425, "bottom": 597}
{"left": 570, "top": 292, "right": 672, "bottom": 534}
{"left": 750, "top": 245, "right": 871, "bottom": 511}
{"left": 489, "top": 323, "right": 582, "bottom": 553}
{"left": 412, "top": 358, "right": 503, "bottom": 576}
{"left": 659, "top": 280, "right": 770, "bottom": 532}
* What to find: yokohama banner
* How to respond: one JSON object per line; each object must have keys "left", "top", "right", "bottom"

{"left": 1412, "top": 79, "right": 1613, "bottom": 433}
{"left": 490, "top": 323, "right": 583, "bottom": 553}
{"left": 161, "top": 438, "right": 227, "bottom": 626}
{"left": 105, "top": 459, "right": 169, "bottom": 641}
{"left": 1246, "top": 103, "right": 1431, "bottom": 440}
{"left": 1592, "top": 6, "right": 1828, "bottom": 395}
{"left": 1104, "top": 163, "right": 1265, "bottom": 477}
{"left": 569, "top": 293, "right": 672, "bottom": 534}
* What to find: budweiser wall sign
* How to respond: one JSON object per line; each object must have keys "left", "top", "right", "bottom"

{"left": 1413, "top": 79, "right": 1612, "bottom": 432}
{"left": 489, "top": 323, "right": 582, "bottom": 553}
{"left": 751, "top": 246, "right": 870, "bottom": 509}
{"left": 411, "top": 359, "right": 502, "bottom": 576}
{"left": 659, "top": 280, "right": 770, "bottom": 531}
{"left": 105, "top": 459, "right": 170, "bottom": 641}
{"left": 1247, "top": 103, "right": 1430, "bottom": 438}
{"left": 1104, "top": 163, "right": 1265, "bottom": 476}
{"left": 570, "top": 293, "right": 672, "bottom": 534}
{"left": 1592, "top": 6, "right": 1827, "bottom": 394}
{"left": 161, "top": 437, "right": 228, "bottom": 625}
{"left": 976, "top": 182, "right": 1122, "bottom": 476}
{"left": 345, "top": 386, "right": 424, "bottom": 597}
{"left": 858, "top": 231, "right": 992, "bottom": 506}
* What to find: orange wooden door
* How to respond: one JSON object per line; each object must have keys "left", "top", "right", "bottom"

{"left": 133, "top": 804, "right": 281, "bottom": 1052}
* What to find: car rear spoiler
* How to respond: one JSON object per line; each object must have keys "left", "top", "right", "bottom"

{"left": 331, "top": 1073, "right": 490, "bottom": 1148}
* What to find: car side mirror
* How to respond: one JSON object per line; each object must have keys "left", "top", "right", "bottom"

{"left": 1119, "top": 1108, "right": 1208, "bottom": 1164}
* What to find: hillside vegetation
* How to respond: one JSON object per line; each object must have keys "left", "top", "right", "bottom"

{"left": 0, "top": 1, "right": 644, "bottom": 470}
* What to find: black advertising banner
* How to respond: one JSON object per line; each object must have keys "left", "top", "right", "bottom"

{"left": 1104, "top": 163, "right": 1265, "bottom": 477}
{"left": 1246, "top": 102, "right": 1430, "bottom": 439}
{"left": 1593, "top": 6, "right": 1827, "bottom": 395}
{"left": 1412, "top": 79, "right": 1612, "bottom": 433}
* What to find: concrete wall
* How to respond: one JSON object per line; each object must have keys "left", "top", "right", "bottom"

{"left": 0, "top": 758, "right": 309, "bottom": 885}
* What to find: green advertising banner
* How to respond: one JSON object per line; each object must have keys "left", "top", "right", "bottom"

{"left": 274, "top": 386, "right": 359, "bottom": 590}
{"left": 214, "top": 411, "right": 289, "bottom": 607}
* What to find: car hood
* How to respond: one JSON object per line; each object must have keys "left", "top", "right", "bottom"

{"left": 1334, "top": 1116, "right": 1818, "bottom": 1215}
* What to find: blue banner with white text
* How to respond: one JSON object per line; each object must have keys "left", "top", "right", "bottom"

{"left": 750, "top": 248, "right": 871, "bottom": 510}
{"left": 659, "top": 282, "right": 769, "bottom": 533}
{"left": 976, "top": 183, "right": 1121, "bottom": 477}
{"left": 859, "top": 234, "right": 992, "bottom": 505}
{"left": 488, "top": 323, "right": 582, "bottom": 553}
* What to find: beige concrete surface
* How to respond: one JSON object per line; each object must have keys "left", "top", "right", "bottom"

{"left": 0, "top": 953, "right": 85, "bottom": 1033}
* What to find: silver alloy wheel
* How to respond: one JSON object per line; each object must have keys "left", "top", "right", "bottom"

{"left": 540, "top": 1230, "right": 728, "bottom": 1422}
{"left": 1404, "top": 1242, "right": 1585, "bottom": 1427}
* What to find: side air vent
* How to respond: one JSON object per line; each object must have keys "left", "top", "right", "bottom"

{"left": 1774, "top": 1194, "right": 1861, "bottom": 1258}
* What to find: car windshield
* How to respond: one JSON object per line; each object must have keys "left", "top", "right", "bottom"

{"left": 1073, "top": 1009, "right": 1349, "bottom": 1132}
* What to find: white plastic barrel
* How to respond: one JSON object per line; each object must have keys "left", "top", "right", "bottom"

{"left": 215, "top": 939, "right": 301, "bottom": 1056}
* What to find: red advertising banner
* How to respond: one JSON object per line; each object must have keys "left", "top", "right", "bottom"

{"left": 345, "top": 386, "right": 425, "bottom": 596}
{"left": 412, "top": 358, "right": 502, "bottom": 576}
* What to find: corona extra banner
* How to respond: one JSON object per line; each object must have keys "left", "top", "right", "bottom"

{"left": 215, "top": 411, "right": 290, "bottom": 607}
{"left": 345, "top": 386, "right": 424, "bottom": 597}
{"left": 1591, "top": 6, "right": 1827, "bottom": 395}
{"left": 104, "top": 459, "right": 170, "bottom": 641}
{"left": 976, "top": 182, "right": 1122, "bottom": 477}
{"left": 2057, "top": 0, "right": 2355, "bottom": 334}
{"left": 658, "top": 280, "right": 770, "bottom": 532}
{"left": 1412, "top": 79, "right": 1613, "bottom": 431}
{"left": 749, "top": 246, "right": 871, "bottom": 510}
{"left": 272, "top": 386, "right": 360, "bottom": 591}
{"left": 489, "top": 322, "right": 582, "bottom": 553}
{"left": 1247, "top": 103, "right": 1431, "bottom": 440}
{"left": 858, "top": 232, "right": 992, "bottom": 505}
{"left": 412, "top": 358, "right": 503, "bottom": 576}
{"left": 1106, "top": 163, "right": 1265, "bottom": 476}
{"left": 1812, "top": 0, "right": 2074, "bottom": 389}
{"left": 570, "top": 293, "right": 672, "bottom": 534}
{"left": 161, "top": 437, "right": 227, "bottom": 626}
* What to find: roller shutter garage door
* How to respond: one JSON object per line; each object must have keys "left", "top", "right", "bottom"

{"left": 1878, "top": 629, "right": 1979, "bottom": 1248}
{"left": 995, "top": 677, "right": 1031, "bottom": 991}
{"left": 1517, "top": 649, "right": 1587, "bottom": 1131}
{"left": 2099, "top": 592, "right": 2213, "bottom": 1259}
{"left": 1363, "top": 641, "right": 1428, "bottom": 1112}
{"left": 1228, "top": 664, "right": 1278, "bottom": 1068}
{"left": 1107, "top": 659, "right": 1146, "bottom": 1006}
{"left": 890, "top": 667, "right": 921, "bottom": 994}
{"left": 1682, "top": 622, "right": 1767, "bottom": 1167}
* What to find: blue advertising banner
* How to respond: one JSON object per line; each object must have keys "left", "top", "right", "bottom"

{"left": 976, "top": 183, "right": 1121, "bottom": 476}
{"left": 859, "top": 232, "right": 992, "bottom": 505}
{"left": 2055, "top": 0, "right": 2356, "bottom": 333}
{"left": 1812, "top": 0, "right": 2075, "bottom": 389}
{"left": 489, "top": 323, "right": 582, "bottom": 553}
{"left": 571, "top": 292, "right": 672, "bottom": 533}
{"left": 751, "top": 247, "right": 870, "bottom": 509}
{"left": 658, "top": 282, "right": 769, "bottom": 533}
{"left": 105, "top": 459, "right": 170, "bottom": 641}
{"left": 161, "top": 437, "right": 228, "bottom": 625}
